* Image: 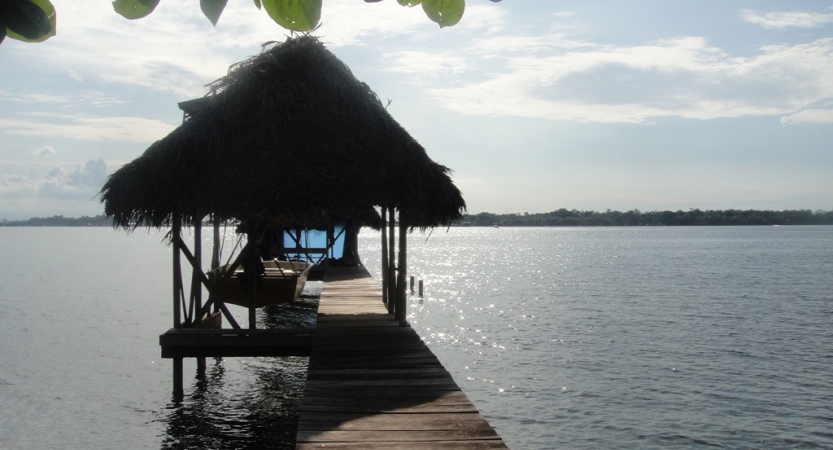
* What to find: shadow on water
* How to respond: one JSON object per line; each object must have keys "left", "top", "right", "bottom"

{"left": 159, "top": 284, "right": 321, "bottom": 450}
{"left": 259, "top": 283, "right": 321, "bottom": 329}
{"left": 160, "top": 358, "right": 307, "bottom": 450}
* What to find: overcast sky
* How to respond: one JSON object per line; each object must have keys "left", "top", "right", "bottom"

{"left": 1, "top": 0, "right": 832, "bottom": 220}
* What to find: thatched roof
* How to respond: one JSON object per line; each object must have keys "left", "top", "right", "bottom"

{"left": 100, "top": 35, "right": 465, "bottom": 230}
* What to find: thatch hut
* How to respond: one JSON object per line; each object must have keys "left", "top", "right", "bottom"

{"left": 101, "top": 35, "right": 464, "bottom": 230}
{"left": 100, "top": 35, "right": 466, "bottom": 336}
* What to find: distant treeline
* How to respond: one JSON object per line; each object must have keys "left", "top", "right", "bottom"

{"left": 0, "top": 215, "right": 112, "bottom": 227}
{"left": 461, "top": 209, "right": 833, "bottom": 227}
{"left": 4, "top": 209, "right": 833, "bottom": 227}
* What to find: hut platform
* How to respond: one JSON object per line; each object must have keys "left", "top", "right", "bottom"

{"left": 296, "top": 266, "right": 510, "bottom": 449}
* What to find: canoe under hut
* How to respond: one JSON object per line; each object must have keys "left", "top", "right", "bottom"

{"left": 99, "top": 35, "right": 465, "bottom": 394}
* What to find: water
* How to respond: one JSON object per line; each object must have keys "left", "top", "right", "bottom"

{"left": 359, "top": 226, "right": 833, "bottom": 449}
{"left": 2, "top": 226, "right": 832, "bottom": 449}
{"left": 0, "top": 228, "right": 316, "bottom": 450}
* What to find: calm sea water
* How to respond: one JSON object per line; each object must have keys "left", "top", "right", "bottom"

{"left": 1, "top": 226, "right": 832, "bottom": 449}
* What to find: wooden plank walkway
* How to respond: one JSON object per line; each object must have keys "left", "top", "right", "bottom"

{"left": 296, "top": 266, "right": 510, "bottom": 449}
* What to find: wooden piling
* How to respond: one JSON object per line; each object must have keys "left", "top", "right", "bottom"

{"left": 193, "top": 217, "right": 206, "bottom": 373}
{"left": 380, "top": 207, "right": 389, "bottom": 310}
{"left": 173, "top": 357, "right": 183, "bottom": 399}
{"left": 387, "top": 208, "right": 396, "bottom": 316}
{"left": 172, "top": 216, "right": 182, "bottom": 328}
{"left": 396, "top": 218, "right": 407, "bottom": 324}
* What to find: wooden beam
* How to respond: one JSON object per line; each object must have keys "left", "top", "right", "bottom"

{"left": 173, "top": 357, "right": 183, "bottom": 399}
{"left": 192, "top": 217, "right": 205, "bottom": 373}
{"left": 247, "top": 239, "right": 257, "bottom": 330}
{"left": 192, "top": 217, "right": 203, "bottom": 323}
{"left": 396, "top": 216, "right": 407, "bottom": 323}
{"left": 160, "top": 328, "right": 313, "bottom": 358}
{"left": 380, "top": 207, "right": 389, "bottom": 309}
{"left": 211, "top": 216, "right": 221, "bottom": 271}
{"left": 387, "top": 208, "right": 396, "bottom": 316}
{"left": 174, "top": 233, "right": 242, "bottom": 330}
{"left": 172, "top": 216, "right": 182, "bottom": 328}
{"left": 195, "top": 297, "right": 241, "bottom": 330}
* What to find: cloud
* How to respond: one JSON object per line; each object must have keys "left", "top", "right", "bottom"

{"left": 780, "top": 109, "right": 833, "bottom": 125}
{"left": 0, "top": 90, "right": 128, "bottom": 108}
{"left": 38, "top": 159, "right": 108, "bottom": 200}
{"left": 0, "top": 159, "right": 110, "bottom": 219}
{"left": 13, "top": 1, "right": 508, "bottom": 99}
{"left": 19, "top": 1, "right": 446, "bottom": 98}
{"left": 0, "top": 114, "right": 175, "bottom": 142}
{"left": 383, "top": 51, "right": 468, "bottom": 82}
{"left": 740, "top": 8, "right": 833, "bottom": 29}
{"left": 0, "top": 174, "right": 38, "bottom": 198}
{"left": 1, "top": 159, "right": 105, "bottom": 199}
{"left": 318, "top": 1, "right": 433, "bottom": 46}
{"left": 7, "top": 2, "right": 832, "bottom": 130}
{"left": 318, "top": 3, "right": 505, "bottom": 45}
{"left": 0, "top": 92, "right": 72, "bottom": 104}
{"left": 406, "top": 34, "right": 833, "bottom": 124}
{"left": 12, "top": 2, "right": 253, "bottom": 98}
{"left": 32, "top": 146, "right": 56, "bottom": 158}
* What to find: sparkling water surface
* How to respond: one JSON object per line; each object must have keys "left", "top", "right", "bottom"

{"left": 2, "top": 226, "right": 832, "bottom": 449}
{"left": 360, "top": 226, "right": 833, "bottom": 449}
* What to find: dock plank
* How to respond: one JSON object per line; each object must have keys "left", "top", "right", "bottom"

{"left": 297, "top": 441, "right": 508, "bottom": 450}
{"left": 296, "top": 267, "right": 509, "bottom": 449}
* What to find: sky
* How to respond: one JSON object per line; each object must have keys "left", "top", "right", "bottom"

{"left": 1, "top": 0, "right": 832, "bottom": 220}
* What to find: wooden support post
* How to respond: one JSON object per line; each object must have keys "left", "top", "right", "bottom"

{"left": 396, "top": 215, "right": 407, "bottom": 324}
{"left": 211, "top": 216, "right": 221, "bottom": 270}
{"left": 192, "top": 218, "right": 203, "bottom": 319}
{"left": 193, "top": 217, "right": 205, "bottom": 373}
{"left": 388, "top": 208, "right": 397, "bottom": 316}
{"left": 410, "top": 276, "right": 414, "bottom": 293}
{"left": 173, "top": 357, "right": 184, "bottom": 399}
{"left": 419, "top": 279, "right": 424, "bottom": 297}
{"left": 327, "top": 224, "right": 335, "bottom": 260}
{"left": 211, "top": 217, "right": 220, "bottom": 314}
{"left": 248, "top": 243, "right": 257, "bottom": 330}
{"left": 172, "top": 216, "right": 182, "bottom": 328}
{"left": 380, "top": 207, "right": 389, "bottom": 309}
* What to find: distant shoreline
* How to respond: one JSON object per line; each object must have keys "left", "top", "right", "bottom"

{"left": 2, "top": 209, "right": 832, "bottom": 227}
{"left": 464, "top": 208, "right": 833, "bottom": 227}
{"left": 0, "top": 215, "right": 112, "bottom": 227}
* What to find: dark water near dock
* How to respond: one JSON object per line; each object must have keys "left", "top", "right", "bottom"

{"left": 1, "top": 226, "right": 832, "bottom": 449}
{"left": 0, "top": 228, "right": 315, "bottom": 450}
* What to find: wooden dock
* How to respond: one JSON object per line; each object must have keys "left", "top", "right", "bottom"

{"left": 296, "top": 266, "right": 510, "bottom": 449}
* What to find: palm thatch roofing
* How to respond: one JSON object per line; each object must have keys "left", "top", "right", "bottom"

{"left": 100, "top": 35, "right": 465, "bottom": 230}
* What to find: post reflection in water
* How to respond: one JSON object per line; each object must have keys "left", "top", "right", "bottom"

{"left": 159, "top": 284, "right": 321, "bottom": 450}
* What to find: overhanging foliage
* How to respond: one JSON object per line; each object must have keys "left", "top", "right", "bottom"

{"left": 0, "top": 0, "right": 56, "bottom": 45}
{"left": 0, "top": 0, "right": 503, "bottom": 46}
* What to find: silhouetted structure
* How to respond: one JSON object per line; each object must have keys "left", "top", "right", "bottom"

{"left": 99, "top": 35, "right": 465, "bottom": 398}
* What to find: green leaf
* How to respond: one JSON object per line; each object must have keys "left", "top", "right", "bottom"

{"left": 422, "top": 0, "right": 464, "bottom": 28}
{"left": 112, "top": 0, "right": 160, "bottom": 20}
{"left": 4, "top": 0, "right": 56, "bottom": 43}
{"left": 201, "top": 0, "right": 228, "bottom": 26}
{"left": 261, "top": 0, "right": 321, "bottom": 31}
{"left": 397, "top": 0, "right": 422, "bottom": 5}
{"left": 253, "top": 0, "right": 262, "bottom": 10}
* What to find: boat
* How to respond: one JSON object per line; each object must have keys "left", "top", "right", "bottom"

{"left": 206, "top": 259, "right": 313, "bottom": 308}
